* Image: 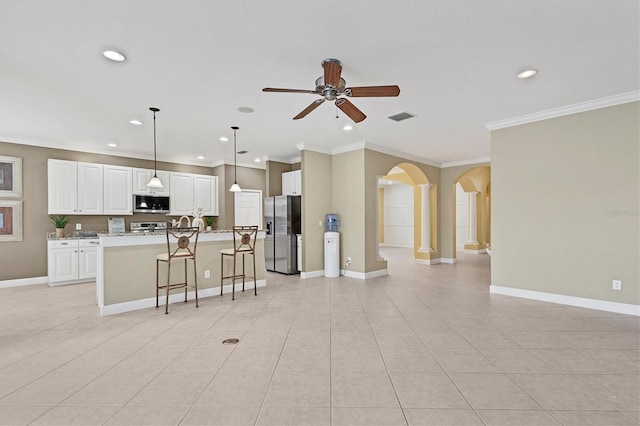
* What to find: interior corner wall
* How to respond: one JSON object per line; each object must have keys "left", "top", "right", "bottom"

{"left": 300, "top": 150, "right": 332, "bottom": 273}
{"left": 332, "top": 150, "right": 366, "bottom": 272}
{"left": 440, "top": 162, "right": 491, "bottom": 260}
{"left": 491, "top": 101, "right": 639, "bottom": 306}
{"left": 265, "top": 160, "right": 291, "bottom": 196}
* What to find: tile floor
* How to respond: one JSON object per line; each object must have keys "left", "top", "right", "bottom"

{"left": 0, "top": 248, "right": 638, "bottom": 425}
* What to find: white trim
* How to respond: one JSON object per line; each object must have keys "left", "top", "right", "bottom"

{"left": 415, "top": 258, "right": 441, "bottom": 265}
{"left": 344, "top": 269, "right": 389, "bottom": 279}
{"left": 99, "top": 280, "right": 266, "bottom": 316}
{"left": 300, "top": 270, "right": 324, "bottom": 279}
{"left": 332, "top": 141, "right": 366, "bottom": 155}
{"left": 383, "top": 243, "right": 413, "bottom": 248}
{"left": 441, "top": 157, "right": 491, "bottom": 168}
{"left": 484, "top": 91, "right": 640, "bottom": 131}
{"left": 441, "top": 258, "right": 456, "bottom": 264}
{"left": 0, "top": 276, "right": 48, "bottom": 288}
{"left": 464, "top": 248, "right": 487, "bottom": 254}
{"left": 490, "top": 285, "right": 640, "bottom": 317}
{"left": 296, "top": 143, "right": 332, "bottom": 155}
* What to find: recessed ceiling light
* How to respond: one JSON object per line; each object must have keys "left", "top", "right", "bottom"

{"left": 102, "top": 50, "right": 126, "bottom": 62}
{"left": 343, "top": 124, "right": 353, "bottom": 131}
{"left": 219, "top": 136, "right": 228, "bottom": 142}
{"left": 197, "top": 155, "right": 205, "bottom": 160}
{"left": 129, "top": 119, "right": 143, "bottom": 125}
{"left": 107, "top": 143, "right": 117, "bottom": 147}
{"left": 254, "top": 158, "right": 261, "bottom": 162}
{"left": 517, "top": 69, "right": 537, "bottom": 79}
{"left": 238, "top": 107, "right": 254, "bottom": 113}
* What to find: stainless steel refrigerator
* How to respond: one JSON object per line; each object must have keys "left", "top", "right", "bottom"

{"left": 264, "top": 195, "right": 301, "bottom": 274}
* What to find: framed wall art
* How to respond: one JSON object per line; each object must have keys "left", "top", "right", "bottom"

{"left": 0, "top": 155, "right": 22, "bottom": 198}
{"left": 0, "top": 200, "right": 23, "bottom": 242}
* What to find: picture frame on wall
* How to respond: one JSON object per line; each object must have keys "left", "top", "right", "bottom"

{"left": 0, "top": 155, "right": 23, "bottom": 198}
{"left": 0, "top": 200, "right": 23, "bottom": 242}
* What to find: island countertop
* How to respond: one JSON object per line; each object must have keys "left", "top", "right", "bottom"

{"left": 96, "top": 230, "right": 266, "bottom": 316}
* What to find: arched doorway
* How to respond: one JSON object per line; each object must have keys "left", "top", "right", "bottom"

{"left": 454, "top": 166, "right": 491, "bottom": 258}
{"left": 377, "top": 163, "right": 437, "bottom": 264}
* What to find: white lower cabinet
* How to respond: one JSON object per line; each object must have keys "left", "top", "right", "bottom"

{"left": 48, "top": 239, "right": 99, "bottom": 286}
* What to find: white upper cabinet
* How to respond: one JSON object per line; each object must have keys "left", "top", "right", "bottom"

{"left": 170, "top": 172, "right": 218, "bottom": 216}
{"left": 103, "top": 165, "right": 132, "bottom": 215}
{"left": 132, "top": 168, "right": 170, "bottom": 196}
{"left": 194, "top": 174, "right": 218, "bottom": 216}
{"left": 77, "top": 163, "right": 104, "bottom": 214}
{"left": 48, "top": 159, "right": 78, "bottom": 214}
{"left": 282, "top": 170, "right": 302, "bottom": 196}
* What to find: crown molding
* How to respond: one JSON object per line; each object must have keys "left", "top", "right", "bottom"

{"left": 361, "top": 142, "right": 442, "bottom": 168}
{"left": 296, "top": 143, "right": 332, "bottom": 155}
{"left": 441, "top": 157, "right": 491, "bottom": 168}
{"left": 484, "top": 91, "right": 640, "bottom": 131}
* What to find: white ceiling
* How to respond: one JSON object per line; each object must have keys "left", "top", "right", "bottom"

{"left": 1, "top": 0, "right": 638, "bottom": 168}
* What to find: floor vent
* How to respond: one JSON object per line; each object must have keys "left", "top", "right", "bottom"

{"left": 222, "top": 338, "right": 240, "bottom": 345}
{"left": 388, "top": 112, "right": 415, "bottom": 122}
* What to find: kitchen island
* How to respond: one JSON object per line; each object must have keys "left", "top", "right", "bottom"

{"left": 97, "top": 230, "right": 265, "bottom": 316}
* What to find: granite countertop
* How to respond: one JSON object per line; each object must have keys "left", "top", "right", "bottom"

{"left": 47, "top": 229, "right": 233, "bottom": 240}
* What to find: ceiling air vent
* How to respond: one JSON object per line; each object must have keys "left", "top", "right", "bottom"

{"left": 388, "top": 112, "right": 415, "bottom": 122}
{"left": 237, "top": 150, "right": 249, "bottom": 155}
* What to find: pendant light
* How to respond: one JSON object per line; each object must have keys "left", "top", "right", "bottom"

{"left": 147, "top": 107, "right": 164, "bottom": 189}
{"left": 229, "top": 126, "right": 241, "bottom": 192}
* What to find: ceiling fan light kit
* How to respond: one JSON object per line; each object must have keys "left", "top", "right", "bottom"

{"left": 263, "top": 58, "right": 400, "bottom": 123}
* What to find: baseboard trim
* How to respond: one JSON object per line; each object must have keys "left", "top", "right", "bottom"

{"left": 441, "top": 258, "right": 456, "bottom": 264}
{"left": 344, "top": 269, "right": 389, "bottom": 279}
{"left": 300, "top": 270, "right": 324, "bottom": 279}
{"left": 464, "top": 249, "right": 487, "bottom": 254}
{"left": 100, "top": 279, "right": 266, "bottom": 316}
{"left": 0, "top": 276, "right": 48, "bottom": 289}
{"left": 415, "top": 258, "right": 441, "bottom": 265}
{"left": 490, "top": 285, "right": 640, "bottom": 316}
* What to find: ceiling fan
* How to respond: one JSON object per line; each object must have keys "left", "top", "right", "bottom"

{"left": 262, "top": 58, "right": 400, "bottom": 123}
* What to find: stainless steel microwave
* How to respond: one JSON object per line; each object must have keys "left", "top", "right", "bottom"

{"left": 133, "top": 195, "right": 170, "bottom": 214}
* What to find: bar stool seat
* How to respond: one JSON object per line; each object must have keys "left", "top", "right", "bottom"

{"left": 220, "top": 226, "right": 258, "bottom": 300}
{"left": 156, "top": 227, "right": 199, "bottom": 314}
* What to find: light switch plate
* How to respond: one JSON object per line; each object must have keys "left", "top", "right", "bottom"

{"left": 612, "top": 279, "right": 622, "bottom": 290}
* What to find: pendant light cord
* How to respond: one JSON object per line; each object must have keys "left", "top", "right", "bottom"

{"left": 150, "top": 107, "right": 160, "bottom": 177}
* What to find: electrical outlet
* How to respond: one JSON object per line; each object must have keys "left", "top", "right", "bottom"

{"left": 612, "top": 279, "right": 622, "bottom": 291}
{"left": 75, "top": 223, "right": 82, "bottom": 230}
{"left": 204, "top": 270, "right": 211, "bottom": 279}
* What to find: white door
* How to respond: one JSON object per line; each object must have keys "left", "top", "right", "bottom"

{"left": 234, "top": 190, "right": 262, "bottom": 228}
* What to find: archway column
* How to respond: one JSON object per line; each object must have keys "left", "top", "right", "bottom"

{"left": 418, "top": 183, "right": 433, "bottom": 253}
{"left": 467, "top": 191, "right": 479, "bottom": 244}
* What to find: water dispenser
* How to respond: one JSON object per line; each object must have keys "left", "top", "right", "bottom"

{"left": 325, "top": 214, "right": 339, "bottom": 232}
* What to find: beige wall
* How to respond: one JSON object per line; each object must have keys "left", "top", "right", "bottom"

{"left": 491, "top": 102, "right": 639, "bottom": 305}
{"left": 300, "top": 150, "right": 332, "bottom": 272}
{"left": 0, "top": 141, "right": 265, "bottom": 281}
{"left": 332, "top": 150, "right": 366, "bottom": 271}
{"left": 265, "top": 160, "right": 291, "bottom": 196}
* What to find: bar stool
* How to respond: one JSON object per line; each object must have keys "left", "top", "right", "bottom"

{"left": 220, "top": 226, "right": 259, "bottom": 300}
{"left": 156, "top": 227, "right": 199, "bottom": 314}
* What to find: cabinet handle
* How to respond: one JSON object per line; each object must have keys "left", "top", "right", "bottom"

{"left": 60, "top": 242, "right": 68, "bottom": 245}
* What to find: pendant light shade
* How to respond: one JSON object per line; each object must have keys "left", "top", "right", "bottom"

{"left": 147, "top": 107, "right": 164, "bottom": 189}
{"left": 229, "top": 126, "right": 241, "bottom": 192}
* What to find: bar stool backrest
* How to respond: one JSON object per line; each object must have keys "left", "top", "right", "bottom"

{"left": 232, "top": 226, "right": 258, "bottom": 254}
{"left": 165, "top": 227, "right": 199, "bottom": 259}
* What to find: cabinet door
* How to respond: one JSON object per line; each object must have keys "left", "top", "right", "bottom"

{"left": 79, "top": 245, "right": 97, "bottom": 279}
{"left": 48, "top": 159, "right": 78, "bottom": 214}
{"left": 293, "top": 170, "right": 302, "bottom": 195}
{"left": 49, "top": 247, "right": 79, "bottom": 282}
{"left": 194, "top": 174, "right": 218, "bottom": 216}
{"left": 104, "top": 165, "right": 132, "bottom": 214}
{"left": 169, "top": 172, "right": 194, "bottom": 215}
{"left": 132, "top": 168, "right": 170, "bottom": 196}
{"left": 282, "top": 171, "right": 294, "bottom": 196}
{"left": 77, "top": 163, "right": 104, "bottom": 214}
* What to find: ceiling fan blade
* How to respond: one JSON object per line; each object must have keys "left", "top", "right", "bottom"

{"left": 323, "top": 59, "right": 342, "bottom": 88}
{"left": 263, "top": 87, "right": 318, "bottom": 94}
{"left": 293, "top": 99, "right": 325, "bottom": 120}
{"left": 345, "top": 85, "right": 400, "bottom": 97}
{"left": 335, "top": 98, "right": 366, "bottom": 123}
